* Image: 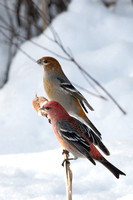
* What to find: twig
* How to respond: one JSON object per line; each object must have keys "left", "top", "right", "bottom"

{"left": 0, "top": 24, "right": 70, "bottom": 61}
{"left": 33, "top": 89, "right": 38, "bottom": 98}
{"left": 69, "top": 57, "right": 127, "bottom": 115}
{"left": 72, "top": 82, "right": 107, "bottom": 100}
{"left": 0, "top": 29, "right": 36, "bottom": 62}
{"left": 63, "top": 152, "right": 73, "bottom": 200}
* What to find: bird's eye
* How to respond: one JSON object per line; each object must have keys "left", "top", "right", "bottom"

{"left": 45, "top": 107, "right": 50, "bottom": 110}
{"left": 43, "top": 60, "right": 49, "bottom": 64}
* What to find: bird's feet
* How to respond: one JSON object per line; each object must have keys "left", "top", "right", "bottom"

{"left": 62, "top": 149, "right": 70, "bottom": 166}
{"left": 62, "top": 149, "right": 69, "bottom": 155}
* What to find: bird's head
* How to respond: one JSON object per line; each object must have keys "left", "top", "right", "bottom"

{"left": 41, "top": 100, "right": 70, "bottom": 122}
{"left": 41, "top": 100, "right": 59, "bottom": 112}
{"left": 36, "top": 56, "right": 63, "bottom": 74}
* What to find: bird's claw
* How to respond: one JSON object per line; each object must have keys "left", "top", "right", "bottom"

{"left": 62, "top": 149, "right": 69, "bottom": 155}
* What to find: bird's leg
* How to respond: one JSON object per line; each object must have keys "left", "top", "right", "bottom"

{"left": 62, "top": 149, "right": 77, "bottom": 166}
{"left": 62, "top": 158, "right": 77, "bottom": 167}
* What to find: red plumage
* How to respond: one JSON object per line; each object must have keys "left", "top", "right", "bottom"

{"left": 42, "top": 100, "right": 126, "bottom": 179}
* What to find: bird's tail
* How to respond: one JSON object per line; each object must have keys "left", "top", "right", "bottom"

{"left": 99, "top": 159, "right": 126, "bottom": 179}
{"left": 98, "top": 140, "right": 110, "bottom": 156}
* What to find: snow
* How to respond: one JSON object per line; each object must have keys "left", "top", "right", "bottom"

{"left": 0, "top": 0, "right": 133, "bottom": 199}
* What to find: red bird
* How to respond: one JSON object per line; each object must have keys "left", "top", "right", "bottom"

{"left": 41, "top": 100, "right": 126, "bottom": 179}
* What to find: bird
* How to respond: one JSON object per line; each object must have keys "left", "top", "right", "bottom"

{"left": 36, "top": 56, "right": 102, "bottom": 138}
{"left": 32, "top": 96, "right": 109, "bottom": 155}
{"left": 41, "top": 100, "right": 126, "bottom": 179}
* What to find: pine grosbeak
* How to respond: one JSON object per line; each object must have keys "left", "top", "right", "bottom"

{"left": 41, "top": 100, "right": 126, "bottom": 179}
{"left": 36, "top": 56, "right": 101, "bottom": 137}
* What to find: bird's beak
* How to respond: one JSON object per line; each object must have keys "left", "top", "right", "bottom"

{"left": 36, "top": 59, "right": 42, "bottom": 65}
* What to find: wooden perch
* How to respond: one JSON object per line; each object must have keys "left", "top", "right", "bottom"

{"left": 63, "top": 151, "right": 73, "bottom": 200}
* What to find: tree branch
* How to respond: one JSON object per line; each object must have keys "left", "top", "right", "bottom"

{"left": 63, "top": 151, "right": 73, "bottom": 200}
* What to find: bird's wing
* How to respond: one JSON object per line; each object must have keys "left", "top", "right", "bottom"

{"left": 57, "top": 120, "right": 96, "bottom": 165}
{"left": 73, "top": 117, "right": 110, "bottom": 156}
{"left": 57, "top": 77, "right": 94, "bottom": 112}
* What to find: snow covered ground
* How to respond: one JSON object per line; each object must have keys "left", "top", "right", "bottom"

{"left": 0, "top": 0, "right": 133, "bottom": 199}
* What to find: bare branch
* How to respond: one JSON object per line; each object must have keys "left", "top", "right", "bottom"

{"left": 0, "top": 23, "right": 70, "bottom": 61}
{"left": 4, "top": 0, "right": 14, "bottom": 28}
{"left": 79, "top": 69, "right": 105, "bottom": 96}
{"left": 72, "top": 82, "right": 107, "bottom": 101}
{"left": 70, "top": 57, "right": 127, "bottom": 114}
{"left": 63, "top": 152, "right": 73, "bottom": 200}
{"left": 0, "top": 29, "right": 36, "bottom": 62}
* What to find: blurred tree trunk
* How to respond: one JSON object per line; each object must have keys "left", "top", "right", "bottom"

{"left": 41, "top": 0, "right": 47, "bottom": 30}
